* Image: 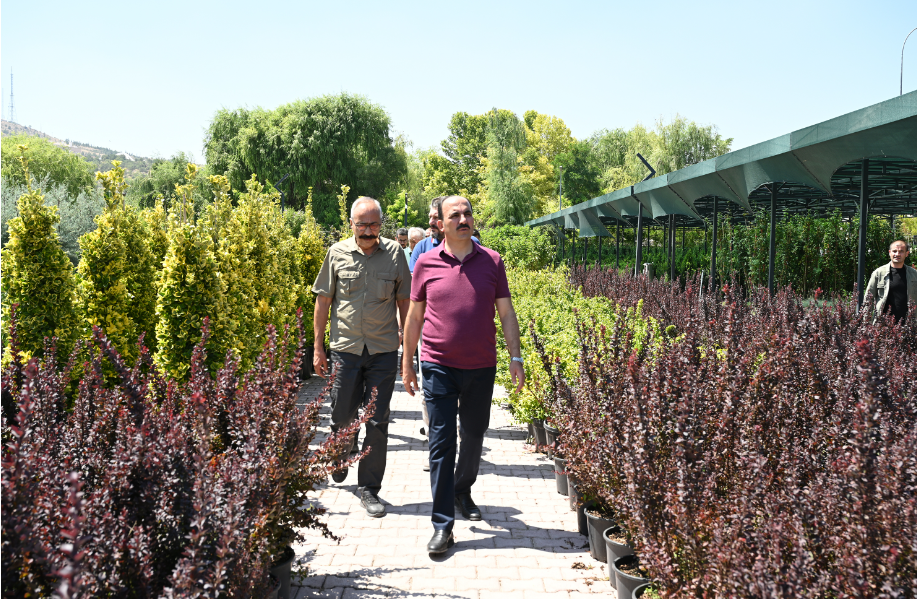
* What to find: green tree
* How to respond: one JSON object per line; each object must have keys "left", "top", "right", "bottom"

{"left": 1, "top": 151, "right": 78, "bottom": 360}
{"left": 126, "top": 152, "right": 212, "bottom": 211}
{"left": 204, "top": 93, "right": 406, "bottom": 227}
{"left": 519, "top": 111, "right": 577, "bottom": 216}
{"left": 1, "top": 135, "right": 95, "bottom": 197}
{"left": 422, "top": 112, "right": 488, "bottom": 202}
{"left": 483, "top": 109, "right": 534, "bottom": 226}
{"left": 554, "top": 140, "right": 603, "bottom": 207}
{"left": 589, "top": 117, "right": 732, "bottom": 192}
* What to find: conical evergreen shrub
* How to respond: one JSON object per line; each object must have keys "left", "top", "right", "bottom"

{"left": 1, "top": 147, "right": 78, "bottom": 360}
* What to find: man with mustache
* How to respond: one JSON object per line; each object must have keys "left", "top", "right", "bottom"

{"left": 402, "top": 195, "right": 525, "bottom": 554}
{"left": 312, "top": 197, "right": 411, "bottom": 518}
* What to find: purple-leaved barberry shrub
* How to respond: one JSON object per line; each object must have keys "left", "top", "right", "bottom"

{"left": 541, "top": 268, "right": 916, "bottom": 598}
{"left": 2, "top": 308, "right": 367, "bottom": 598}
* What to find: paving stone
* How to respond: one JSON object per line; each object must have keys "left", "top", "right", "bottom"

{"left": 292, "top": 375, "right": 593, "bottom": 598}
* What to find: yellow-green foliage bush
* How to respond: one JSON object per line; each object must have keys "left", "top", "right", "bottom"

{"left": 218, "top": 176, "right": 298, "bottom": 368}
{"left": 1, "top": 150, "right": 78, "bottom": 360}
{"left": 154, "top": 165, "right": 228, "bottom": 380}
{"left": 141, "top": 198, "right": 170, "bottom": 270}
{"left": 76, "top": 162, "right": 157, "bottom": 360}
{"left": 496, "top": 266, "right": 659, "bottom": 423}
{"left": 288, "top": 187, "right": 325, "bottom": 343}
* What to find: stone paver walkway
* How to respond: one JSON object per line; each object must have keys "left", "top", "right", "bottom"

{"left": 291, "top": 373, "right": 613, "bottom": 598}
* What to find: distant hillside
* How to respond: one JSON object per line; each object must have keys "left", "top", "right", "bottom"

{"left": 1, "top": 120, "right": 155, "bottom": 179}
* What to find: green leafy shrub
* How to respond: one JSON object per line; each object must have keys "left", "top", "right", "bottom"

{"left": 76, "top": 162, "right": 157, "bottom": 360}
{"left": 495, "top": 266, "right": 659, "bottom": 423}
{"left": 1, "top": 153, "right": 78, "bottom": 360}
{"left": 2, "top": 176, "right": 104, "bottom": 265}
{"left": 481, "top": 225, "right": 554, "bottom": 270}
{"left": 288, "top": 188, "right": 325, "bottom": 343}
{"left": 154, "top": 164, "right": 228, "bottom": 380}
{"left": 219, "top": 175, "right": 300, "bottom": 368}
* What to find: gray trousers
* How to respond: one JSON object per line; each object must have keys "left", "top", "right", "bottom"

{"left": 330, "top": 348, "right": 397, "bottom": 492}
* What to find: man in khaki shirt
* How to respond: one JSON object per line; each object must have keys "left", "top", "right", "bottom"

{"left": 313, "top": 197, "right": 411, "bottom": 517}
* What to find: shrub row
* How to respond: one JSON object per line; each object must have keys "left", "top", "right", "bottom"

{"left": 495, "top": 266, "right": 660, "bottom": 424}
{"left": 1, "top": 152, "right": 325, "bottom": 380}
{"left": 541, "top": 267, "right": 916, "bottom": 597}
{"left": 1, "top": 312, "right": 365, "bottom": 597}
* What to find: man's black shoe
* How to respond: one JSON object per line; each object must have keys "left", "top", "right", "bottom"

{"left": 331, "top": 465, "right": 348, "bottom": 483}
{"left": 427, "top": 529, "right": 454, "bottom": 554}
{"left": 455, "top": 493, "right": 482, "bottom": 521}
{"left": 361, "top": 489, "right": 386, "bottom": 518}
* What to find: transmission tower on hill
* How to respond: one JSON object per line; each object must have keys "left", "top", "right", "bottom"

{"left": 8, "top": 69, "right": 14, "bottom": 124}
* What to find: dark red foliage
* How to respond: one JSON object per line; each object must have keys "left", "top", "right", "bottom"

{"left": 2, "top": 311, "right": 367, "bottom": 598}
{"left": 541, "top": 268, "right": 917, "bottom": 598}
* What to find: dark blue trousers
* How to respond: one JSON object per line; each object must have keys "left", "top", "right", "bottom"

{"left": 330, "top": 348, "right": 397, "bottom": 492}
{"left": 421, "top": 362, "right": 496, "bottom": 532}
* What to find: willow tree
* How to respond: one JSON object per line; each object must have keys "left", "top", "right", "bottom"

{"left": 204, "top": 93, "right": 406, "bottom": 227}
{"left": 484, "top": 109, "right": 534, "bottom": 226}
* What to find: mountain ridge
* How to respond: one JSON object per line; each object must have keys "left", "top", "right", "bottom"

{"left": 1, "top": 120, "right": 155, "bottom": 178}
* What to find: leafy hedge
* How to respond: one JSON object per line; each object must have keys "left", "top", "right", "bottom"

{"left": 2, "top": 149, "right": 325, "bottom": 381}
{"left": 496, "top": 266, "right": 659, "bottom": 423}
{"left": 1, "top": 315, "right": 363, "bottom": 597}
{"left": 544, "top": 267, "right": 916, "bottom": 597}
{"left": 481, "top": 225, "right": 555, "bottom": 271}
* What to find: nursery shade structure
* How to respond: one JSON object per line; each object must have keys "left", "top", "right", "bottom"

{"left": 529, "top": 91, "right": 917, "bottom": 303}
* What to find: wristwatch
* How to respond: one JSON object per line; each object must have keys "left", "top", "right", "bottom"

{"left": 511, "top": 356, "right": 524, "bottom": 365}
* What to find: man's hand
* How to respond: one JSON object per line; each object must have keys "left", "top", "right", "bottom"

{"left": 510, "top": 361, "right": 525, "bottom": 393}
{"left": 402, "top": 360, "right": 419, "bottom": 396}
{"left": 313, "top": 344, "right": 329, "bottom": 378}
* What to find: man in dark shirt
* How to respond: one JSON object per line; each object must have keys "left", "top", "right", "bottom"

{"left": 865, "top": 240, "right": 917, "bottom": 323}
{"left": 402, "top": 195, "right": 525, "bottom": 555}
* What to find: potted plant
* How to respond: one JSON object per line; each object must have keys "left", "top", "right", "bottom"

{"left": 585, "top": 502, "right": 617, "bottom": 562}
{"left": 613, "top": 555, "right": 651, "bottom": 598}
{"left": 603, "top": 525, "right": 634, "bottom": 588}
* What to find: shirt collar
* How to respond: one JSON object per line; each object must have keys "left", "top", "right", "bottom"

{"left": 345, "top": 235, "right": 380, "bottom": 256}
{"left": 437, "top": 238, "right": 482, "bottom": 264}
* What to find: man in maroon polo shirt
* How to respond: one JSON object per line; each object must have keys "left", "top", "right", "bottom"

{"left": 402, "top": 195, "right": 525, "bottom": 555}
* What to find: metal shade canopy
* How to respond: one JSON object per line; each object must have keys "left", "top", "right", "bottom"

{"left": 528, "top": 91, "right": 917, "bottom": 230}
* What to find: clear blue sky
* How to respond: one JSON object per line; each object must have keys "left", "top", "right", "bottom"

{"left": 2, "top": 0, "right": 916, "bottom": 161}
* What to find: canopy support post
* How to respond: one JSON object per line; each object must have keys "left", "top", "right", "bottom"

{"left": 597, "top": 236, "right": 602, "bottom": 269}
{"left": 710, "top": 196, "right": 719, "bottom": 291}
{"left": 635, "top": 204, "right": 644, "bottom": 276}
{"left": 582, "top": 237, "right": 588, "bottom": 267}
{"left": 616, "top": 222, "right": 620, "bottom": 270}
{"left": 768, "top": 184, "right": 778, "bottom": 296}
{"left": 670, "top": 215, "right": 677, "bottom": 282}
{"left": 857, "top": 159, "right": 870, "bottom": 312}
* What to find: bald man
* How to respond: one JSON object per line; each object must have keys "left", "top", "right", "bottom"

{"left": 313, "top": 197, "right": 412, "bottom": 517}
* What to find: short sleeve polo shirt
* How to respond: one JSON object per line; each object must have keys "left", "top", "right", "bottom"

{"left": 312, "top": 236, "right": 411, "bottom": 355}
{"left": 410, "top": 242, "right": 511, "bottom": 370}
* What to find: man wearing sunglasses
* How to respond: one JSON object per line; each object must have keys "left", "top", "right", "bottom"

{"left": 312, "top": 197, "right": 411, "bottom": 518}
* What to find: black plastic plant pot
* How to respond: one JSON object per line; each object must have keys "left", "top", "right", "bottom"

{"left": 532, "top": 419, "right": 547, "bottom": 452}
{"left": 633, "top": 582, "right": 657, "bottom": 599}
{"left": 527, "top": 421, "right": 535, "bottom": 441}
{"left": 613, "top": 555, "right": 650, "bottom": 599}
{"left": 269, "top": 546, "right": 295, "bottom": 599}
{"left": 554, "top": 456, "right": 568, "bottom": 496}
{"left": 577, "top": 499, "right": 595, "bottom": 536}
{"left": 264, "top": 573, "right": 281, "bottom": 599}
{"left": 603, "top": 525, "right": 634, "bottom": 588}
{"left": 585, "top": 508, "right": 616, "bottom": 563}
{"left": 543, "top": 422, "right": 560, "bottom": 458}
{"left": 568, "top": 476, "right": 581, "bottom": 512}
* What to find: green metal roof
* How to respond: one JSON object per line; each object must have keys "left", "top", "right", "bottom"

{"left": 528, "top": 91, "right": 917, "bottom": 236}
